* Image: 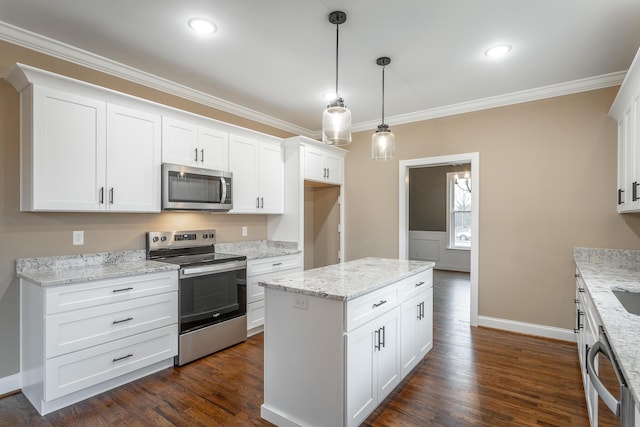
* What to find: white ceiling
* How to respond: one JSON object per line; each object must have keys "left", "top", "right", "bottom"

{"left": 1, "top": 0, "right": 640, "bottom": 137}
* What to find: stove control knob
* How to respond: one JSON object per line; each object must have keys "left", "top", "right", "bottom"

{"left": 203, "top": 234, "right": 208, "bottom": 239}
{"left": 152, "top": 236, "right": 159, "bottom": 242}
{"left": 160, "top": 236, "right": 167, "bottom": 242}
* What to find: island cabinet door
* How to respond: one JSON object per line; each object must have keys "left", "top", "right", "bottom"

{"left": 346, "top": 307, "right": 401, "bottom": 427}
{"left": 400, "top": 287, "right": 434, "bottom": 378}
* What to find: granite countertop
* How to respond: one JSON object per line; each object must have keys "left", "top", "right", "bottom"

{"left": 216, "top": 240, "right": 301, "bottom": 260}
{"left": 574, "top": 247, "right": 640, "bottom": 405}
{"left": 16, "top": 250, "right": 178, "bottom": 287}
{"left": 258, "top": 257, "right": 435, "bottom": 301}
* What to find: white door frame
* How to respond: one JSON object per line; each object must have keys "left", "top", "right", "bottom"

{"left": 399, "top": 152, "right": 479, "bottom": 326}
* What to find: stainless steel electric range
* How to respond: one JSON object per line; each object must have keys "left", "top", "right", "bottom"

{"left": 146, "top": 229, "right": 247, "bottom": 366}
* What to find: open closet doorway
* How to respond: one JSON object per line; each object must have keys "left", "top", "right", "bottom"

{"left": 399, "top": 153, "right": 479, "bottom": 326}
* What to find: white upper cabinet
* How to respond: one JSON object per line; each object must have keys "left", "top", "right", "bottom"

{"left": 228, "top": 134, "right": 283, "bottom": 214}
{"left": 8, "top": 64, "right": 162, "bottom": 212}
{"left": 304, "top": 143, "right": 344, "bottom": 185}
{"left": 26, "top": 86, "right": 107, "bottom": 211}
{"left": 106, "top": 104, "right": 161, "bottom": 212}
{"left": 161, "top": 117, "right": 228, "bottom": 171}
{"left": 611, "top": 48, "right": 640, "bottom": 213}
{"left": 17, "top": 85, "right": 161, "bottom": 212}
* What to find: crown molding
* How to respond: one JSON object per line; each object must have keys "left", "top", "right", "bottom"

{"left": 352, "top": 71, "right": 626, "bottom": 132}
{"left": 1, "top": 20, "right": 625, "bottom": 138}
{"left": 0, "top": 20, "right": 314, "bottom": 137}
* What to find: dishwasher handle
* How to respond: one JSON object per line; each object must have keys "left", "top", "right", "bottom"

{"left": 587, "top": 339, "right": 622, "bottom": 416}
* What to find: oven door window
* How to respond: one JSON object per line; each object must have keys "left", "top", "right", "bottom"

{"left": 168, "top": 170, "right": 222, "bottom": 204}
{"left": 180, "top": 268, "right": 246, "bottom": 333}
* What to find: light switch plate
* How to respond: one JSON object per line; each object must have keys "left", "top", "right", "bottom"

{"left": 242, "top": 226, "right": 248, "bottom": 237}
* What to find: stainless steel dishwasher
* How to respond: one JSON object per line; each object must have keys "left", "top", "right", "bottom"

{"left": 587, "top": 329, "right": 635, "bottom": 426}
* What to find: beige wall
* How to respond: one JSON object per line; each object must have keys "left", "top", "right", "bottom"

{"left": 303, "top": 184, "right": 341, "bottom": 269}
{"left": 0, "top": 42, "right": 294, "bottom": 378}
{"left": 345, "top": 87, "right": 640, "bottom": 332}
{"left": 409, "top": 164, "right": 470, "bottom": 231}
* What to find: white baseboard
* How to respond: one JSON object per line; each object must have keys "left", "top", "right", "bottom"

{"left": 0, "top": 373, "right": 21, "bottom": 395}
{"left": 434, "top": 264, "right": 470, "bottom": 273}
{"left": 478, "top": 315, "right": 576, "bottom": 342}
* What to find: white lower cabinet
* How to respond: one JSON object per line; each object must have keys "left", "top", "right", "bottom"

{"left": 20, "top": 270, "right": 179, "bottom": 415}
{"left": 246, "top": 253, "right": 302, "bottom": 334}
{"left": 400, "top": 287, "right": 433, "bottom": 377}
{"left": 346, "top": 307, "right": 401, "bottom": 427}
{"left": 261, "top": 267, "right": 433, "bottom": 427}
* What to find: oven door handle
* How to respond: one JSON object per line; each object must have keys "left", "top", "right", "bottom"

{"left": 587, "top": 339, "right": 622, "bottom": 416}
{"left": 180, "top": 260, "right": 246, "bottom": 278}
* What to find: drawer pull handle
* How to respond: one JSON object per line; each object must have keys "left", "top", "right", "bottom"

{"left": 272, "top": 262, "right": 283, "bottom": 267}
{"left": 415, "top": 281, "right": 425, "bottom": 287}
{"left": 113, "top": 287, "right": 134, "bottom": 293}
{"left": 578, "top": 288, "right": 585, "bottom": 293}
{"left": 112, "top": 317, "right": 133, "bottom": 325}
{"left": 372, "top": 300, "right": 387, "bottom": 308}
{"left": 112, "top": 353, "right": 133, "bottom": 362}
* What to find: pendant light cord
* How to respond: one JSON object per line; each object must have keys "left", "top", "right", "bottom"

{"left": 335, "top": 23, "right": 340, "bottom": 96}
{"left": 381, "top": 65, "right": 385, "bottom": 125}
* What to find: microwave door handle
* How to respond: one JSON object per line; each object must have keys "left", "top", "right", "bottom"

{"left": 587, "top": 340, "right": 622, "bottom": 416}
{"left": 220, "top": 177, "right": 227, "bottom": 203}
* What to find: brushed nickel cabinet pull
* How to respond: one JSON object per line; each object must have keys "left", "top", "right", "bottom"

{"left": 112, "top": 287, "right": 133, "bottom": 293}
{"left": 112, "top": 317, "right": 133, "bottom": 325}
{"left": 372, "top": 300, "right": 387, "bottom": 308}
{"left": 112, "top": 353, "right": 133, "bottom": 362}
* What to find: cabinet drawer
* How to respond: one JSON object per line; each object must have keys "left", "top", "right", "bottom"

{"left": 248, "top": 266, "right": 301, "bottom": 304}
{"left": 398, "top": 269, "right": 433, "bottom": 299}
{"left": 45, "top": 271, "right": 178, "bottom": 314}
{"left": 346, "top": 284, "right": 399, "bottom": 332}
{"left": 46, "top": 291, "right": 178, "bottom": 357}
{"left": 247, "top": 254, "right": 301, "bottom": 277}
{"left": 247, "top": 300, "right": 265, "bottom": 331}
{"left": 45, "top": 324, "right": 178, "bottom": 401}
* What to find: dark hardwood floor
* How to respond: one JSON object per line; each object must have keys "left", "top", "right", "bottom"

{"left": 0, "top": 270, "right": 588, "bottom": 426}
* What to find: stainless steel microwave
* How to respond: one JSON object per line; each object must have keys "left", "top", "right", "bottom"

{"left": 162, "top": 163, "right": 232, "bottom": 211}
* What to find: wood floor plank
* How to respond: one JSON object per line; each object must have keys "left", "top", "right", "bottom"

{"left": 0, "top": 270, "right": 589, "bottom": 426}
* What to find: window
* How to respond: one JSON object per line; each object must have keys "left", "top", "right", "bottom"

{"left": 447, "top": 171, "right": 471, "bottom": 250}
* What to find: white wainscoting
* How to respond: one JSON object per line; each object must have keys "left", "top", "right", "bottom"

{"left": 409, "top": 230, "right": 470, "bottom": 272}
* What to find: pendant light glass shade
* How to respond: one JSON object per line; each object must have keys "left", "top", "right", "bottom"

{"left": 372, "top": 125, "right": 395, "bottom": 160}
{"left": 323, "top": 98, "right": 352, "bottom": 145}
{"left": 372, "top": 57, "right": 395, "bottom": 160}
{"left": 323, "top": 11, "right": 351, "bottom": 146}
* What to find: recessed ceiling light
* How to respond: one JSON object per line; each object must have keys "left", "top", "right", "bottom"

{"left": 485, "top": 44, "right": 512, "bottom": 58}
{"left": 188, "top": 18, "right": 217, "bottom": 35}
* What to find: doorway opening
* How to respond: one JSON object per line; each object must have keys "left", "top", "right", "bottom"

{"left": 399, "top": 153, "right": 479, "bottom": 326}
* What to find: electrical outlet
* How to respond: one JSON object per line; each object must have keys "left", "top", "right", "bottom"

{"left": 72, "top": 230, "right": 84, "bottom": 245}
{"left": 294, "top": 295, "right": 308, "bottom": 310}
{"left": 242, "top": 226, "right": 248, "bottom": 237}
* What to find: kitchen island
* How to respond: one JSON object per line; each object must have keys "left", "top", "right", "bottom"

{"left": 259, "top": 257, "right": 434, "bottom": 427}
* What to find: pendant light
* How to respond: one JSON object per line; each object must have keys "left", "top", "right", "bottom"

{"left": 322, "top": 11, "right": 352, "bottom": 146}
{"left": 372, "top": 57, "right": 395, "bottom": 160}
